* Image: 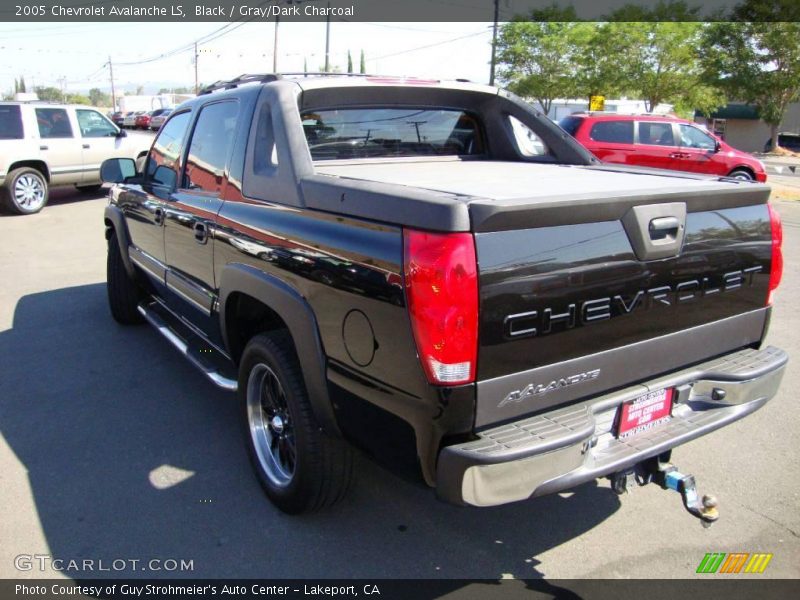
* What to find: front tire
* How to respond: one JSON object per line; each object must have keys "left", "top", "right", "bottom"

{"left": 107, "top": 231, "right": 144, "bottom": 324}
{"left": 240, "top": 331, "right": 353, "bottom": 514}
{"left": 1, "top": 167, "right": 49, "bottom": 215}
{"left": 728, "top": 168, "right": 755, "bottom": 181}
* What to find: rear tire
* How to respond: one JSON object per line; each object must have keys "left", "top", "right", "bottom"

{"left": 728, "top": 168, "right": 754, "bottom": 181}
{"left": 1, "top": 167, "right": 49, "bottom": 215}
{"left": 240, "top": 331, "right": 353, "bottom": 514}
{"left": 107, "top": 231, "right": 144, "bottom": 325}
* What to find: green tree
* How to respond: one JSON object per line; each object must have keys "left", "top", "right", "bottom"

{"left": 66, "top": 93, "right": 90, "bottom": 105}
{"left": 571, "top": 22, "right": 631, "bottom": 102}
{"left": 88, "top": 88, "right": 111, "bottom": 107}
{"left": 347, "top": 50, "right": 353, "bottom": 74}
{"left": 19, "top": 76, "right": 26, "bottom": 93}
{"left": 496, "top": 7, "right": 581, "bottom": 114}
{"left": 702, "top": 2, "right": 800, "bottom": 150}
{"left": 601, "top": 3, "right": 723, "bottom": 114}
{"left": 34, "top": 86, "right": 63, "bottom": 102}
{"left": 360, "top": 49, "right": 366, "bottom": 74}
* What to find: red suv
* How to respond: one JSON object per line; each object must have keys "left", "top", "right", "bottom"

{"left": 559, "top": 113, "right": 766, "bottom": 182}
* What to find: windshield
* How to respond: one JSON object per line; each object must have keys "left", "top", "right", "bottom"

{"left": 300, "top": 108, "right": 484, "bottom": 160}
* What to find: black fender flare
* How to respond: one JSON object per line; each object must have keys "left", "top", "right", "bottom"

{"left": 104, "top": 204, "right": 135, "bottom": 279}
{"left": 218, "top": 263, "right": 340, "bottom": 436}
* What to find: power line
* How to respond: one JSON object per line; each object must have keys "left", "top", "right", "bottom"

{"left": 368, "top": 28, "right": 491, "bottom": 62}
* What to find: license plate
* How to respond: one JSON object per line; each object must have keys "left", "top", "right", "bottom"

{"left": 616, "top": 388, "right": 673, "bottom": 439}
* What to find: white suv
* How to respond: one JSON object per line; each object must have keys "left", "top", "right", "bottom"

{"left": 0, "top": 102, "right": 149, "bottom": 215}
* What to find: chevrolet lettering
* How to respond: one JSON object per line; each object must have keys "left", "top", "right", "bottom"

{"left": 98, "top": 73, "right": 787, "bottom": 523}
{"left": 504, "top": 266, "right": 764, "bottom": 339}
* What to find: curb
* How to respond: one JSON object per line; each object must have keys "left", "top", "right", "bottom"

{"left": 765, "top": 163, "right": 800, "bottom": 177}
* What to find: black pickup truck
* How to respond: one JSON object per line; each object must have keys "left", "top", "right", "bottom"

{"left": 100, "top": 74, "right": 787, "bottom": 519}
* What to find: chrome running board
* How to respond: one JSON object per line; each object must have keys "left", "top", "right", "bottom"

{"left": 137, "top": 301, "right": 238, "bottom": 392}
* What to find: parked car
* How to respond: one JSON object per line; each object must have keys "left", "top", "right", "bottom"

{"left": 99, "top": 75, "right": 785, "bottom": 519}
{"left": 134, "top": 111, "right": 153, "bottom": 129}
{"left": 764, "top": 132, "right": 800, "bottom": 153}
{"left": 560, "top": 113, "right": 767, "bottom": 182}
{"left": 122, "top": 111, "right": 144, "bottom": 128}
{"left": 147, "top": 108, "right": 172, "bottom": 131}
{"left": 0, "top": 102, "right": 149, "bottom": 214}
{"left": 110, "top": 111, "right": 125, "bottom": 126}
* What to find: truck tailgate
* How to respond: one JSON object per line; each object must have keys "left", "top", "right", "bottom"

{"left": 472, "top": 176, "right": 773, "bottom": 427}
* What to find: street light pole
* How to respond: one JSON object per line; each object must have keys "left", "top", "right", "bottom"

{"left": 324, "top": 1, "right": 331, "bottom": 72}
{"left": 108, "top": 56, "right": 116, "bottom": 111}
{"left": 489, "top": 0, "right": 500, "bottom": 86}
{"left": 273, "top": 16, "right": 280, "bottom": 72}
{"left": 194, "top": 42, "right": 199, "bottom": 94}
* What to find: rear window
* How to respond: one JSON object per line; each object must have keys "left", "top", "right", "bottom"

{"left": 589, "top": 120, "right": 634, "bottom": 144}
{"left": 0, "top": 105, "right": 24, "bottom": 139}
{"left": 300, "top": 108, "right": 484, "bottom": 161}
{"left": 558, "top": 116, "right": 584, "bottom": 137}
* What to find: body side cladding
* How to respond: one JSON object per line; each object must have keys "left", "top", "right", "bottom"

{"left": 104, "top": 204, "right": 135, "bottom": 278}
{"left": 218, "top": 262, "right": 340, "bottom": 436}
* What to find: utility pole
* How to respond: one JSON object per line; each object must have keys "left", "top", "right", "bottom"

{"left": 273, "top": 16, "right": 280, "bottom": 72}
{"left": 324, "top": 1, "right": 331, "bottom": 72}
{"left": 194, "top": 42, "right": 199, "bottom": 94}
{"left": 108, "top": 57, "right": 117, "bottom": 111}
{"left": 489, "top": 0, "right": 499, "bottom": 86}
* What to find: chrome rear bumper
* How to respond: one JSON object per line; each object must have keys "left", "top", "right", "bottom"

{"left": 436, "top": 346, "right": 787, "bottom": 507}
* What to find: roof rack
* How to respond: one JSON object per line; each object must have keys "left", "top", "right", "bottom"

{"left": 199, "top": 72, "right": 386, "bottom": 95}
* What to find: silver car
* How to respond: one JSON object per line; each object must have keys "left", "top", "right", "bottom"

{"left": 149, "top": 108, "right": 173, "bottom": 131}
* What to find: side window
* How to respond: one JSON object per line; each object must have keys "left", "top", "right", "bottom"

{"left": 183, "top": 101, "right": 239, "bottom": 194}
{"left": 145, "top": 111, "right": 191, "bottom": 189}
{"left": 0, "top": 105, "right": 24, "bottom": 139}
{"left": 254, "top": 104, "right": 278, "bottom": 173}
{"left": 509, "top": 116, "right": 547, "bottom": 157}
{"left": 678, "top": 124, "right": 716, "bottom": 150}
{"left": 589, "top": 120, "right": 634, "bottom": 144}
{"left": 35, "top": 108, "right": 73, "bottom": 139}
{"left": 639, "top": 122, "right": 675, "bottom": 146}
{"left": 76, "top": 109, "right": 118, "bottom": 138}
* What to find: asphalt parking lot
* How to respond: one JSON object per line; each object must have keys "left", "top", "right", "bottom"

{"left": 0, "top": 188, "right": 798, "bottom": 582}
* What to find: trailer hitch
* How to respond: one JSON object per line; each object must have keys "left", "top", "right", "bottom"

{"left": 655, "top": 465, "right": 719, "bottom": 528}
{"left": 609, "top": 455, "right": 719, "bottom": 528}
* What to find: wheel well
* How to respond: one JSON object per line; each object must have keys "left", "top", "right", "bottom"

{"left": 137, "top": 151, "right": 148, "bottom": 159}
{"left": 8, "top": 160, "right": 50, "bottom": 182}
{"left": 225, "top": 292, "right": 294, "bottom": 364}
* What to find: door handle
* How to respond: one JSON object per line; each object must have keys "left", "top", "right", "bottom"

{"left": 668, "top": 152, "right": 685, "bottom": 159}
{"left": 39, "top": 145, "right": 48, "bottom": 151}
{"left": 154, "top": 207, "right": 165, "bottom": 226}
{"left": 82, "top": 144, "right": 90, "bottom": 149}
{"left": 193, "top": 222, "right": 208, "bottom": 244}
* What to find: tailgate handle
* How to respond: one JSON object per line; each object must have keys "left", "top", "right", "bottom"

{"left": 622, "top": 203, "right": 686, "bottom": 261}
{"left": 649, "top": 216, "right": 680, "bottom": 240}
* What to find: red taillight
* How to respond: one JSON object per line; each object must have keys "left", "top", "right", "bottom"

{"left": 404, "top": 229, "right": 478, "bottom": 385}
{"left": 768, "top": 203, "right": 783, "bottom": 305}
